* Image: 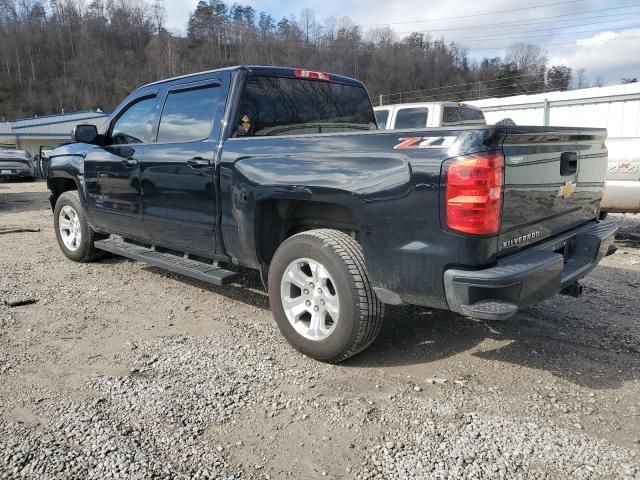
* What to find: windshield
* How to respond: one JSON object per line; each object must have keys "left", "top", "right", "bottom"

{"left": 236, "top": 75, "right": 377, "bottom": 137}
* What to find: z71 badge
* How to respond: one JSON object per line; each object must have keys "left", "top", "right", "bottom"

{"left": 394, "top": 136, "right": 456, "bottom": 150}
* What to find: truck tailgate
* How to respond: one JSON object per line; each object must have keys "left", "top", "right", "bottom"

{"left": 499, "top": 128, "right": 607, "bottom": 256}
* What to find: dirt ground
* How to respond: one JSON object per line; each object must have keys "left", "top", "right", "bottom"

{"left": 1, "top": 180, "right": 639, "bottom": 479}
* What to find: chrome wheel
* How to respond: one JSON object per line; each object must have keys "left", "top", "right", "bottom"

{"left": 280, "top": 257, "right": 340, "bottom": 341}
{"left": 58, "top": 205, "right": 81, "bottom": 251}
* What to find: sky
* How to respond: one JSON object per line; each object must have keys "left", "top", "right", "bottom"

{"left": 163, "top": 0, "right": 640, "bottom": 86}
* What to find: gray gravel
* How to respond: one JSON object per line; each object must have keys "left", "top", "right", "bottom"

{"left": 1, "top": 181, "right": 640, "bottom": 479}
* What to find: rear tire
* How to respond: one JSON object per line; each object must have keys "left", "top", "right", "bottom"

{"left": 54, "top": 191, "right": 106, "bottom": 262}
{"left": 268, "top": 229, "right": 384, "bottom": 363}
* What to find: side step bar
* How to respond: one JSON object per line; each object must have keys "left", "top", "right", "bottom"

{"left": 94, "top": 238, "right": 238, "bottom": 287}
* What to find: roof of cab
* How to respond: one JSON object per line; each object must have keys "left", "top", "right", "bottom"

{"left": 141, "top": 65, "right": 364, "bottom": 89}
{"left": 374, "top": 101, "right": 484, "bottom": 110}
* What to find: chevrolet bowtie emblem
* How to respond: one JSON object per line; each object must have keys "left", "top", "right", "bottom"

{"left": 558, "top": 181, "right": 577, "bottom": 199}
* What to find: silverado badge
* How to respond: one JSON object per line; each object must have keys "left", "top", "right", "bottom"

{"left": 558, "top": 180, "right": 577, "bottom": 199}
{"left": 502, "top": 230, "right": 541, "bottom": 249}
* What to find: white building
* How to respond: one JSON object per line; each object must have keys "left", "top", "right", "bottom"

{"left": 467, "top": 82, "right": 640, "bottom": 137}
{"left": 0, "top": 111, "right": 109, "bottom": 157}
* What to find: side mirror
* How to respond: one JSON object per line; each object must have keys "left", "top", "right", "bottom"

{"left": 72, "top": 124, "right": 98, "bottom": 144}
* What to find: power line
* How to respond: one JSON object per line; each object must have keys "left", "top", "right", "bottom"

{"left": 383, "top": 84, "right": 561, "bottom": 105}
{"left": 358, "top": 0, "right": 588, "bottom": 27}
{"left": 427, "top": 20, "right": 640, "bottom": 44}
{"left": 390, "top": 4, "right": 640, "bottom": 35}
{"left": 465, "top": 34, "right": 640, "bottom": 50}
{"left": 249, "top": 31, "right": 640, "bottom": 53}
{"left": 387, "top": 79, "right": 553, "bottom": 103}
{"left": 380, "top": 72, "right": 547, "bottom": 99}
{"left": 392, "top": 16, "right": 640, "bottom": 42}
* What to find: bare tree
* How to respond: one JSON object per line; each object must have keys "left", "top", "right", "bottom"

{"left": 573, "top": 68, "right": 588, "bottom": 89}
{"left": 593, "top": 75, "right": 605, "bottom": 88}
{"left": 0, "top": 0, "right": 587, "bottom": 119}
{"left": 505, "top": 42, "right": 548, "bottom": 93}
{"left": 298, "top": 8, "right": 315, "bottom": 43}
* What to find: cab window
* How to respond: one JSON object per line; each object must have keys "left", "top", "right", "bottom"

{"left": 235, "top": 76, "right": 376, "bottom": 137}
{"left": 375, "top": 110, "right": 390, "bottom": 129}
{"left": 442, "top": 107, "right": 463, "bottom": 127}
{"left": 157, "top": 84, "right": 225, "bottom": 143}
{"left": 110, "top": 96, "right": 158, "bottom": 145}
{"left": 394, "top": 107, "right": 428, "bottom": 129}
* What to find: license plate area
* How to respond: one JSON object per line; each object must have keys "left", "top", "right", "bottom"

{"left": 1, "top": 169, "right": 12, "bottom": 174}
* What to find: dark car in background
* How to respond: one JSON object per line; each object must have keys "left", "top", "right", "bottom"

{"left": 0, "top": 149, "right": 35, "bottom": 180}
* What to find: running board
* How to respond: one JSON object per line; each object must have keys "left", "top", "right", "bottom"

{"left": 94, "top": 238, "right": 238, "bottom": 286}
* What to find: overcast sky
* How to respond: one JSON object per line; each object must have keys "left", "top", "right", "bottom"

{"left": 163, "top": 0, "right": 640, "bottom": 86}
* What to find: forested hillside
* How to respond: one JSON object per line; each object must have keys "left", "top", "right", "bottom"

{"left": 0, "top": 0, "right": 577, "bottom": 118}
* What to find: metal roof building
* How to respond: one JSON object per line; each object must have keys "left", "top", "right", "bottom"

{"left": 0, "top": 111, "right": 109, "bottom": 157}
{"left": 467, "top": 82, "right": 640, "bottom": 138}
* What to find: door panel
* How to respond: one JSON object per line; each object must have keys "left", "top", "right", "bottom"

{"left": 140, "top": 77, "right": 229, "bottom": 255}
{"left": 85, "top": 94, "right": 159, "bottom": 237}
{"left": 140, "top": 143, "right": 216, "bottom": 252}
{"left": 85, "top": 145, "right": 145, "bottom": 237}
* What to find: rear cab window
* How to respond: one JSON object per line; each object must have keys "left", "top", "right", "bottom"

{"left": 157, "top": 82, "right": 226, "bottom": 143}
{"left": 442, "top": 106, "right": 486, "bottom": 127}
{"left": 235, "top": 75, "right": 376, "bottom": 137}
{"left": 394, "top": 107, "right": 428, "bottom": 129}
{"left": 375, "top": 109, "right": 390, "bottom": 129}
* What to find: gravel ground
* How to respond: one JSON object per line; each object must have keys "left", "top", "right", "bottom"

{"left": 1, "top": 180, "right": 639, "bottom": 479}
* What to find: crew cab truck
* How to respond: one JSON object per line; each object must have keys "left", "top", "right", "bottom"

{"left": 47, "top": 66, "right": 616, "bottom": 363}
{"left": 374, "top": 101, "right": 486, "bottom": 130}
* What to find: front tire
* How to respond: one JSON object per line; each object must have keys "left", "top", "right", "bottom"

{"left": 268, "top": 229, "right": 384, "bottom": 363}
{"left": 53, "top": 191, "right": 105, "bottom": 262}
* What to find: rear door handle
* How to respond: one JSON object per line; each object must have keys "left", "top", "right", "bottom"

{"left": 560, "top": 152, "right": 578, "bottom": 176}
{"left": 187, "top": 158, "right": 212, "bottom": 169}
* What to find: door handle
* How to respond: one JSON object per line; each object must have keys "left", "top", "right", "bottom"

{"left": 121, "top": 158, "right": 138, "bottom": 167}
{"left": 560, "top": 152, "right": 577, "bottom": 176}
{"left": 187, "top": 158, "right": 212, "bottom": 169}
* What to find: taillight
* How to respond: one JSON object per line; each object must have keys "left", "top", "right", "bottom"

{"left": 444, "top": 152, "right": 504, "bottom": 235}
{"left": 295, "top": 69, "right": 330, "bottom": 81}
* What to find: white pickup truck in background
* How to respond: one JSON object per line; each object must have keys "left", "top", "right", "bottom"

{"left": 468, "top": 83, "right": 640, "bottom": 215}
{"left": 601, "top": 138, "right": 640, "bottom": 213}
{"left": 374, "top": 101, "right": 486, "bottom": 129}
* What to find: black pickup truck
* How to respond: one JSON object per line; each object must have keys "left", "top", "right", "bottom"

{"left": 47, "top": 65, "right": 616, "bottom": 362}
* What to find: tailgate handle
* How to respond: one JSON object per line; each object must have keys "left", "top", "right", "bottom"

{"left": 560, "top": 152, "right": 578, "bottom": 176}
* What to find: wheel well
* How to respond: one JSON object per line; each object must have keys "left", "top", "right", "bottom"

{"left": 255, "top": 199, "right": 358, "bottom": 265}
{"left": 48, "top": 178, "right": 78, "bottom": 209}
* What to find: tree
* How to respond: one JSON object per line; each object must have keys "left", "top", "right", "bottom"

{"left": 593, "top": 75, "right": 604, "bottom": 88}
{"left": 298, "top": 8, "right": 315, "bottom": 42}
{"left": 495, "top": 63, "right": 520, "bottom": 96}
{"left": 257, "top": 12, "right": 274, "bottom": 39}
{"left": 505, "top": 43, "right": 547, "bottom": 93}
{"left": 547, "top": 65, "right": 572, "bottom": 91}
{"left": 187, "top": 1, "right": 213, "bottom": 41}
{"left": 0, "top": 0, "right": 593, "bottom": 119}
{"left": 622, "top": 78, "right": 638, "bottom": 84}
{"left": 573, "top": 68, "right": 588, "bottom": 89}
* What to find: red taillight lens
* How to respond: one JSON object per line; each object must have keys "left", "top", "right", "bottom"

{"left": 295, "top": 69, "right": 330, "bottom": 81}
{"left": 445, "top": 152, "right": 504, "bottom": 235}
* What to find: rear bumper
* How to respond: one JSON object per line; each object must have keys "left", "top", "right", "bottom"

{"left": 444, "top": 221, "right": 617, "bottom": 320}
{"left": 600, "top": 180, "right": 640, "bottom": 213}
